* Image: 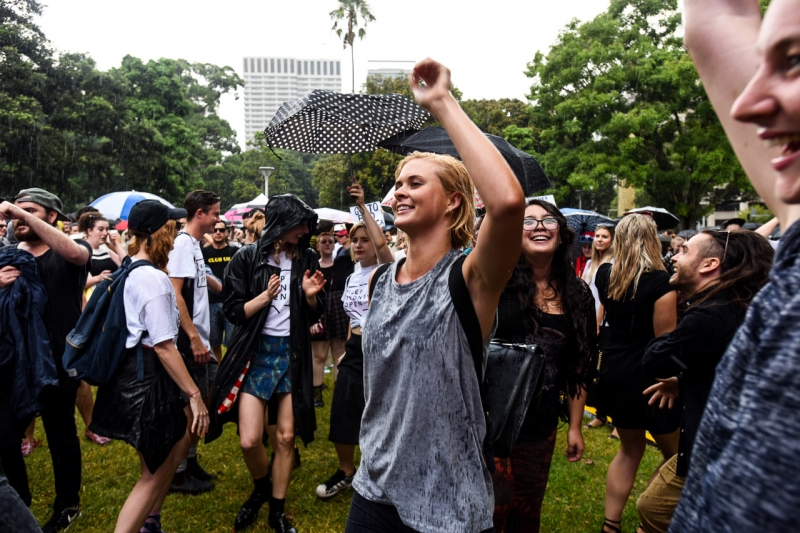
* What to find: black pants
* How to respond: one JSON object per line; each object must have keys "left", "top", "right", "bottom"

{"left": 0, "top": 458, "right": 41, "bottom": 532}
{"left": 346, "top": 491, "right": 495, "bottom": 533}
{"left": 0, "top": 381, "right": 81, "bottom": 510}
{"left": 0, "top": 378, "right": 32, "bottom": 506}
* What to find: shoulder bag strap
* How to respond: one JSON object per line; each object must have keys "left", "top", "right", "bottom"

{"left": 447, "top": 254, "right": 484, "bottom": 383}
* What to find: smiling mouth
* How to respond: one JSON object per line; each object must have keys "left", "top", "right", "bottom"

{"left": 396, "top": 206, "right": 413, "bottom": 213}
{"left": 765, "top": 134, "right": 800, "bottom": 154}
{"left": 530, "top": 236, "right": 550, "bottom": 242}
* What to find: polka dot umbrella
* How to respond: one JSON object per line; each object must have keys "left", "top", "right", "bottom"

{"left": 264, "top": 90, "right": 430, "bottom": 155}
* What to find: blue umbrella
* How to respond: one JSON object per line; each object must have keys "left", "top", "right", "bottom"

{"left": 91, "top": 191, "right": 176, "bottom": 220}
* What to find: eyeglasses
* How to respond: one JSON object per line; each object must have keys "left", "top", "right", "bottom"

{"left": 213, "top": 228, "right": 227, "bottom": 233}
{"left": 523, "top": 217, "right": 559, "bottom": 230}
{"left": 0, "top": 224, "right": 6, "bottom": 228}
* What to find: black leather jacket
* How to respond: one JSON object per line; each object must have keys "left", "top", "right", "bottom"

{"left": 207, "top": 195, "right": 322, "bottom": 446}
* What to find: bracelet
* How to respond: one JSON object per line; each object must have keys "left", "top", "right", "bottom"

{"left": 188, "top": 390, "right": 200, "bottom": 398}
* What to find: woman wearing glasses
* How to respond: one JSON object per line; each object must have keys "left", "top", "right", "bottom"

{"left": 595, "top": 214, "right": 679, "bottom": 533}
{"left": 491, "top": 200, "right": 596, "bottom": 532}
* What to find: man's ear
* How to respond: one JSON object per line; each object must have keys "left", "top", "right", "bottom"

{"left": 698, "top": 256, "right": 721, "bottom": 275}
{"left": 48, "top": 210, "right": 59, "bottom": 227}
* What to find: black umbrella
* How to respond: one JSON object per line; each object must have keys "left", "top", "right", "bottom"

{"left": 624, "top": 206, "right": 680, "bottom": 231}
{"left": 378, "top": 127, "right": 551, "bottom": 196}
{"left": 264, "top": 90, "right": 430, "bottom": 154}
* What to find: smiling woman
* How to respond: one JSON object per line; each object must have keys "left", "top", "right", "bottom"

{"left": 347, "top": 58, "right": 525, "bottom": 533}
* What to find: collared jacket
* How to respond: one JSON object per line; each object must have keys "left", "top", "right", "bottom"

{"left": 0, "top": 247, "right": 58, "bottom": 419}
{"left": 207, "top": 195, "right": 322, "bottom": 445}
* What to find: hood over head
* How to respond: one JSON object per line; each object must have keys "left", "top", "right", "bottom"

{"left": 259, "top": 194, "right": 318, "bottom": 253}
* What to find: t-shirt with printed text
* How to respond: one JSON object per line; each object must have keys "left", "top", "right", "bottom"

{"left": 167, "top": 232, "right": 211, "bottom": 352}
{"left": 262, "top": 251, "right": 292, "bottom": 337}
{"left": 342, "top": 264, "right": 376, "bottom": 329}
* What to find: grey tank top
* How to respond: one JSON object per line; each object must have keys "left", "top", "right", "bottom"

{"left": 354, "top": 249, "right": 494, "bottom": 533}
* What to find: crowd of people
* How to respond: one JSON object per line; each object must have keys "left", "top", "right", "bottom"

{"left": 2, "top": 3, "right": 800, "bottom": 530}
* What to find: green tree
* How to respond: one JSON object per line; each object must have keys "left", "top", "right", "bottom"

{"left": 523, "top": 0, "right": 752, "bottom": 227}
{"left": 461, "top": 98, "right": 530, "bottom": 136}
{"left": 330, "top": 0, "right": 376, "bottom": 92}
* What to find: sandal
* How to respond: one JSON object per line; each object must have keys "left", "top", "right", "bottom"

{"left": 84, "top": 430, "right": 111, "bottom": 445}
{"left": 601, "top": 518, "right": 621, "bottom": 533}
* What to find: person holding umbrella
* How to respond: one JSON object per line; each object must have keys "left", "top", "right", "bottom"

{"left": 346, "top": 58, "right": 525, "bottom": 533}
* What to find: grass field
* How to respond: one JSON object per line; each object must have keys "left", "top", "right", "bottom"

{"left": 25, "top": 375, "right": 662, "bottom": 532}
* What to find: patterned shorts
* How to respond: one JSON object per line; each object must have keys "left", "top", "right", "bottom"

{"left": 240, "top": 335, "right": 291, "bottom": 401}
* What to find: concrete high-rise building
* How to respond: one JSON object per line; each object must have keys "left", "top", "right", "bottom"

{"left": 367, "top": 68, "right": 411, "bottom": 81}
{"left": 243, "top": 56, "right": 342, "bottom": 144}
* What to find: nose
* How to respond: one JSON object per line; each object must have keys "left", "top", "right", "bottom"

{"left": 731, "top": 66, "right": 779, "bottom": 124}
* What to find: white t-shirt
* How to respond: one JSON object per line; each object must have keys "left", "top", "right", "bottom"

{"left": 263, "top": 251, "right": 292, "bottom": 337}
{"left": 167, "top": 232, "right": 211, "bottom": 352}
{"left": 342, "top": 264, "right": 376, "bottom": 329}
{"left": 583, "top": 257, "right": 614, "bottom": 315}
{"left": 124, "top": 261, "right": 180, "bottom": 348}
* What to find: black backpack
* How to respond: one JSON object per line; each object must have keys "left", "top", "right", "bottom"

{"left": 63, "top": 259, "right": 155, "bottom": 385}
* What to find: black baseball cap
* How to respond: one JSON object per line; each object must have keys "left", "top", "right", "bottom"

{"left": 128, "top": 200, "right": 187, "bottom": 236}
{"left": 14, "top": 188, "right": 69, "bottom": 221}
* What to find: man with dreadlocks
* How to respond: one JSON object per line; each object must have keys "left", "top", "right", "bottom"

{"left": 633, "top": 230, "right": 774, "bottom": 533}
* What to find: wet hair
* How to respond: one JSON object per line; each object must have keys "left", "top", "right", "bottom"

{"left": 349, "top": 222, "right": 376, "bottom": 263}
{"left": 608, "top": 214, "right": 665, "bottom": 301}
{"left": 691, "top": 230, "right": 774, "bottom": 308}
{"left": 508, "top": 200, "right": 591, "bottom": 395}
{"left": 127, "top": 220, "right": 176, "bottom": 271}
{"left": 586, "top": 225, "right": 614, "bottom": 283}
{"left": 244, "top": 211, "right": 266, "bottom": 243}
{"left": 184, "top": 190, "right": 221, "bottom": 221}
{"left": 395, "top": 152, "right": 475, "bottom": 249}
{"left": 76, "top": 205, "right": 99, "bottom": 220}
{"left": 77, "top": 212, "right": 107, "bottom": 234}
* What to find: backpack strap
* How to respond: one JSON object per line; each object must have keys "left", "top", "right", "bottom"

{"left": 447, "top": 254, "right": 495, "bottom": 470}
{"left": 447, "top": 254, "right": 484, "bottom": 382}
{"left": 368, "top": 262, "right": 393, "bottom": 301}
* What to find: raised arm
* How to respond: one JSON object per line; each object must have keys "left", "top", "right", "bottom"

{"left": 684, "top": 0, "right": 799, "bottom": 225}
{"left": 348, "top": 182, "right": 395, "bottom": 265}
{"left": 409, "top": 58, "right": 525, "bottom": 340}
{"left": 0, "top": 202, "right": 90, "bottom": 265}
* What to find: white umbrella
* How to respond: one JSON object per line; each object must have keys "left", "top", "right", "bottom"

{"left": 315, "top": 208, "right": 357, "bottom": 224}
{"left": 90, "top": 191, "right": 175, "bottom": 220}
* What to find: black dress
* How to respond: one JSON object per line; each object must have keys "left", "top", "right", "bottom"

{"left": 595, "top": 263, "right": 681, "bottom": 433}
{"left": 322, "top": 255, "right": 354, "bottom": 340}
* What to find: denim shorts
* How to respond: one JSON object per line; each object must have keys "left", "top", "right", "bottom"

{"left": 240, "top": 335, "right": 291, "bottom": 401}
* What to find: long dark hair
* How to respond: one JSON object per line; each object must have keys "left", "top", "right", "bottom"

{"left": 693, "top": 230, "right": 773, "bottom": 308}
{"left": 508, "top": 199, "right": 593, "bottom": 397}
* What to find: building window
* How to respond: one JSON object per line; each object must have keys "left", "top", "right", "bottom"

{"left": 271, "top": 58, "right": 275, "bottom": 73}
{"left": 243, "top": 58, "right": 248, "bottom": 73}
{"left": 304, "top": 61, "right": 308, "bottom": 75}
{"left": 284, "top": 59, "right": 288, "bottom": 73}
{"left": 277, "top": 59, "right": 281, "bottom": 73}
{"left": 291, "top": 59, "right": 294, "bottom": 73}
{"left": 336, "top": 61, "right": 340, "bottom": 76}
{"left": 250, "top": 58, "right": 255, "bottom": 72}
{"left": 257, "top": 58, "right": 261, "bottom": 73}
{"left": 317, "top": 61, "right": 321, "bottom": 75}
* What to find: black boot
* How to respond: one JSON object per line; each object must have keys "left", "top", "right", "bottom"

{"left": 313, "top": 385, "right": 324, "bottom": 408}
{"left": 187, "top": 455, "right": 217, "bottom": 481}
{"left": 234, "top": 476, "right": 271, "bottom": 531}
{"left": 268, "top": 497, "right": 297, "bottom": 533}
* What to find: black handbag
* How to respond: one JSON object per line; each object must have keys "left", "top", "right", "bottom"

{"left": 484, "top": 340, "right": 546, "bottom": 458}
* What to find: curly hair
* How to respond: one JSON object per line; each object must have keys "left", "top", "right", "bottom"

{"left": 507, "top": 199, "right": 595, "bottom": 397}
{"left": 395, "top": 152, "right": 475, "bottom": 249}
{"left": 692, "top": 230, "right": 774, "bottom": 309}
{"left": 127, "top": 220, "right": 176, "bottom": 272}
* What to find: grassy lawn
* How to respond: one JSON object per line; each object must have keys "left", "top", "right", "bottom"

{"left": 25, "top": 375, "right": 661, "bottom": 532}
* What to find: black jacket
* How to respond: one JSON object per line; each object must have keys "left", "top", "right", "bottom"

{"left": 642, "top": 289, "right": 745, "bottom": 477}
{"left": 207, "top": 195, "right": 322, "bottom": 446}
{"left": 0, "top": 247, "right": 59, "bottom": 420}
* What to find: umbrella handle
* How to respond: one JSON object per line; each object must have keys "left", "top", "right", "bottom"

{"left": 266, "top": 139, "right": 283, "bottom": 161}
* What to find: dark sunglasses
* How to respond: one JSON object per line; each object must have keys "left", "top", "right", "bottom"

{"left": 213, "top": 228, "right": 227, "bottom": 233}
{"left": 715, "top": 230, "right": 731, "bottom": 262}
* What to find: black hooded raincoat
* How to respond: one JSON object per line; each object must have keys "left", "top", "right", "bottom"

{"left": 207, "top": 195, "right": 323, "bottom": 446}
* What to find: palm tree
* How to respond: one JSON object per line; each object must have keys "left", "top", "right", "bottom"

{"left": 330, "top": 0, "right": 376, "bottom": 93}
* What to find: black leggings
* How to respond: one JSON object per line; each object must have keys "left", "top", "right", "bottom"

{"left": 346, "top": 491, "right": 495, "bottom": 533}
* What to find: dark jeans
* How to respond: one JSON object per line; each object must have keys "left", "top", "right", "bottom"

{"left": 0, "top": 377, "right": 32, "bottom": 506}
{"left": 0, "top": 459, "right": 41, "bottom": 532}
{"left": 0, "top": 381, "right": 81, "bottom": 511}
{"left": 346, "top": 491, "right": 495, "bottom": 533}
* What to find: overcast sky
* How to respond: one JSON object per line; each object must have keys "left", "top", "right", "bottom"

{"left": 37, "top": 0, "right": 609, "bottom": 148}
